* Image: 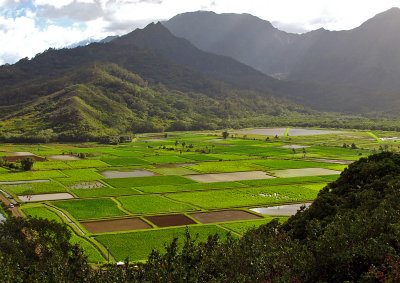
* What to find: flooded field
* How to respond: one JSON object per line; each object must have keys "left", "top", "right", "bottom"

{"left": 232, "top": 128, "right": 287, "bottom": 136}
{"left": 190, "top": 210, "right": 261, "bottom": 224}
{"left": 68, "top": 181, "right": 105, "bottom": 189}
{"left": 18, "top": 193, "right": 74, "bottom": 202}
{"left": 185, "top": 171, "right": 274, "bottom": 183}
{"left": 270, "top": 168, "right": 341, "bottom": 178}
{"left": 48, "top": 155, "right": 80, "bottom": 161}
{"left": 281, "top": 145, "right": 309, "bottom": 149}
{"left": 250, "top": 203, "right": 311, "bottom": 216}
{"left": 0, "top": 179, "right": 50, "bottom": 185}
{"left": 288, "top": 128, "right": 348, "bottom": 136}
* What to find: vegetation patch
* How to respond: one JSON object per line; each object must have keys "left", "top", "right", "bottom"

{"left": 95, "top": 225, "right": 232, "bottom": 261}
{"left": 101, "top": 157, "right": 150, "bottom": 166}
{"left": 188, "top": 160, "right": 266, "bottom": 173}
{"left": 53, "top": 198, "right": 126, "bottom": 220}
{"left": 105, "top": 175, "right": 196, "bottom": 188}
{"left": 117, "top": 195, "right": 197, "bottom": 214}
{"left": 136, "top": 181, "right": 247, "bottom": 193}
{"left": 1, "top": 181, "right": 67, "bottom": 195}
{"left": 221, "top": 217, "right": 289, "bottom": 235}
{"left": 167, "top": 186, "right": 317, "bottom": 209}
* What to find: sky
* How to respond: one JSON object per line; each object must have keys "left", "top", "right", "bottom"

{"left": 1, "top": 0, "right": 400, "bottom": 65}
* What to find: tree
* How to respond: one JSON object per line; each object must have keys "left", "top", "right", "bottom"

{"left": 20, "top": 157, "right": 34, "bottom": 171}
{"left": 222, "top": 131, "right": 229, "bottom": 139}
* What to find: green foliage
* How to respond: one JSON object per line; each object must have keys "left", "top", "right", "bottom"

{"left": 21, "top": 157, "right": 35, "bottom": 171}
{"left": 104, "top": 175, "right": 196, "bottom": 188}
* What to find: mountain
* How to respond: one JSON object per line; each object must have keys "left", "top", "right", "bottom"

{"left": 163, "top": 11, "right": 324, "bottom": 78}
{"left": 0, "top": 26, "right": 310, "bottom": 141}
{"left": 164, "top": 8, "right": 400, "bottom": 91}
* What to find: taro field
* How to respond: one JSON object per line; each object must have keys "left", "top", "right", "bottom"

{"left": 0, "top": 127, "right": 390, "bottom": 263}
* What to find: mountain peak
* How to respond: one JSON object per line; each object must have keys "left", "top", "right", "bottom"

{"left": 359, "top": 7, "right": 400, "bottom": 29}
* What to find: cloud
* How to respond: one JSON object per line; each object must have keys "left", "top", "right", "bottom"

{"left": 37, "top": 0, "right": 104, "bottom": 22}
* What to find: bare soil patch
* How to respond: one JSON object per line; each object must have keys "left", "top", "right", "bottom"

{"left": 48, "top": 155, "right": 80, "bottom": 161}
{"left": 250, "top": 203, "right": 311, "bottom": 216}
{"left": 190, "top": 210, "right": 262, "bottom": 224}
{"left": 270, "top": 168, "right": 341, "bottom": 178}
{"left": 81, "top": 218, "right": 152, "bottom": 233}
{"left": 99, "top": 169, "right": 157, "bottom": 179}
{"left": 18, "top": 193, "right": 74, "bottom": 202}
{"left": 185, "top": 171, "right": 274, "bottom": 183}
{"left": 145, "top": 214, "right": 196, "bottom": 227}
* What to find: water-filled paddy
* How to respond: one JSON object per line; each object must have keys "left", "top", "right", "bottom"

{"left": 250, "top": 203, "right": 311, "bottom": 215}
{"left": 18, "top": 192, "right": 74, "bottom": 202}
{"left": 270, "top": 168, "right": 341, "bottom": 178}
{"left": 48, "top": 155, "right": 80, "bottom": 161}
{"left": 185, "top": 171, "right": 274, "bottom": 183}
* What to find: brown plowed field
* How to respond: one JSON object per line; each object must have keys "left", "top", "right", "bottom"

{"left": 81, "top": 218, "right": 152, "bottom": 233}
{"left": 145, "top": 214, "right": 196, "bottom": 227}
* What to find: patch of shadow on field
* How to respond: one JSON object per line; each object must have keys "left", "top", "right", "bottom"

{"left": 145, "top": 214, "right": 196, "bottom": 227}
{"left": 281, "top": 145, "right": 310, "bottom": 149}
{"left": 81, "top": 218, "right": 152, "bottom": 233}
{"left": 48, "top": 155, "right": 80, "bottom": 161}
{"left": 185, "top": 171, "right": 275, "bottom": 183}
{"left": 250, "top": 203, "right": 311, "bottom": 216}
{"left": 68, "top": 181, "right": 105, "bottom": 189}
{"left": 232, "top": 128, "right": 287, "bottom": 136}
{"left": 18, "top": 193, "right": 74, "bottom": 202}
{"left": 190, "top": 210, "right": 262, "bottom": 224}
{"left": 305, "top": 158, "right": 353, "bottom": 165}
{"left": 99, "top": 169, "right": 157, "bottom": 179}
{"left": 270, "top": 168, "right": 341, "bottom": 178}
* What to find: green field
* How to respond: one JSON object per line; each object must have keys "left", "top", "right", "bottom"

{"left": 0, "top": 128, "right": 383, "bottom": 263}
{"left": 104, "top": 175, "right": 196, "bottom": 188}
{"left": 166, "top": 185, "right": 318, "bottom": 209}
{"left": 53, "top": 198, "right": 126, "bottom": 220}
{"left": 95, "top": 225, "right": 233, "bottom": 261}
{"left": 117, "top": 194, "right": 197, "bottom": 214}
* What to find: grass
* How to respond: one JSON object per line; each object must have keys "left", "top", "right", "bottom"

{"left": 221, "top": 217, "right": 289, "bottom": 234}
{"left": 140, "top": 155, "right": 192, "bottom": 164}
{"left": 238, "top": 175, "right": 329, "bottom": 186}
{"left": 0, "top": 170, "right": 65, "bottom": 181}
{"left": 104, "top": 175, "right": 196, "bottom": 188}
{"left": 95, "top": 225, "right": 234, "bottom": 261}
{"left": 1, "top": 181, "right": 67, "bottom": 195}
{"left": 33, "top": 161, "right": 72, "bottom": 170}
{"left": 117, "top": 195, "right": 197, "bottom": 214}
{"left": 53, "top": 198, "right": 126, "bottom": 220}
{"left": 151, "top": 167, "right": 198, "bottom": 176}
{"left": 71, "top": 187, "right": 142, "bottom": 198}
{"left": 65, "top": 160, "right": 110, "bottom": 168}
{"left": 57, "top": 169, "right": 104, "bottom": 182}
{"left": 22, "top": 206, "right": 105, "bottom": 262}
{"left": 136, "top": 181, "right": 247, "bottom": 193}
{"left": 166, "top": 186, "right": 318, "bottom": 209}
{"left": 101, "top": 157, "right": 150, "bottom": 166}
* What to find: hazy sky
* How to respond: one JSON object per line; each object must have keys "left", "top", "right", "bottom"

{"left": 1, "top": 0, "right": 400, "bottom": 65}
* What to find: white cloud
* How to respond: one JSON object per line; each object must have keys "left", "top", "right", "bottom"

{"left": 1, "top": 0, "right": 400, "bottom": 64}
